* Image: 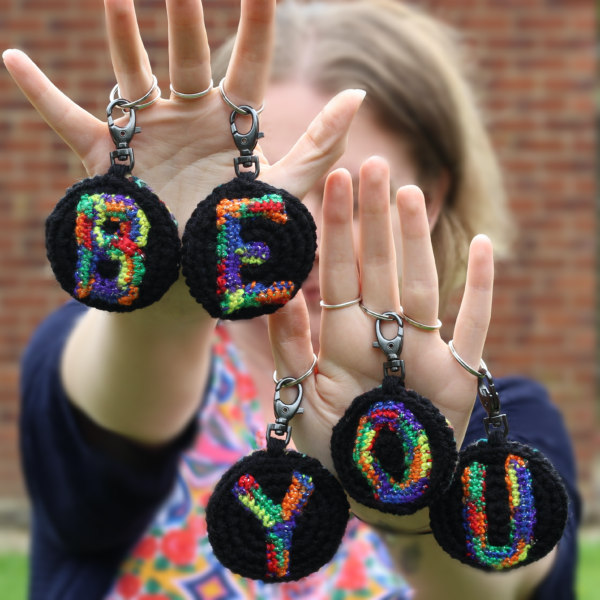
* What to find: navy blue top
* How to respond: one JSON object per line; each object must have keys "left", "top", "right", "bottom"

{"left": 20, "top": 301, "right": 581, "bottom": 599}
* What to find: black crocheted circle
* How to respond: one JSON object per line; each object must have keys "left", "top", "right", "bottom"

{"left": 181, "top": 176, "right": 317, "bottom": 321}
{"left": 330, "top": 376, "right": 458, "bottom": 516}
{"left": 429, "top": 435, "right": 569, "bottom": 571}
{"left": 45, "top": 165, "right": 181, "bottom": 312}
{"left": 206, "top": 441, "right": 350, "bottom": 583}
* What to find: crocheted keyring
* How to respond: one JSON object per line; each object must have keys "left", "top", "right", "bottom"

{"left": 46, "top": 164, "right": 181, "bottom": 312}
{"left": 206, "top": 437, "right": 350, "bottom": 582}
{"left": 182, "top": 175, "right": 317, "bottom": 321}
{"left": 331, "top": 375, "right": 457, "bottom": 516}
{"left": 429, "top": 429, "right": 569, "bottom": 571}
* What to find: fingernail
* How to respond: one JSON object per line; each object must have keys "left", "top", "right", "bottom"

{"left": 353, "top": 89, "right": 367, "bottom": 100}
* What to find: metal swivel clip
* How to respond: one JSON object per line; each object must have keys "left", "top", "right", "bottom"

{"left": 478, "top": 366, "right": 509, "bottom": 438}
{"left": 373, "top": 311, "right": 405, "bottom": 380}
{"left": 107, "top": 98, "right": 141, "bottom": 171}
{"left": 230, "top": 106, "right": 264, "bottom": 179}
{"left": 266, "top": 377, "right": 304, "bottom": 447}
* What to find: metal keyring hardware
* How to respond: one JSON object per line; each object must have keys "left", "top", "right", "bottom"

{"left": 400, "top": 305, "right": 442, "bottom": 331}
{"left": 447, "top": 340, "right": 485, "bottom": 378}
{"left": 107, "top": 99, "right": 141, "bottom": 171}
{"left": 360, "top": 303, "right": 395, "bottom": 321}
{"left": 170, "top": 79, "right": 214, "bottom": 99}
{"left": 320, "top": 296, "right": 362, "bottom": 309}
{"left": 219, "top": 78, "right": 265, "bottom": 115}
{"left": 110, "top": 74, "right": 161, "bottom": 111}
{"left": 272, "top": 353, "right": 317, "bottom": 388}
{"left": 477, "top": 364, "right": 509, "bottom": 438}
{"left": 448, "top": 340, "right": 508, "bottom": 438}
{"left": 231, "top": 106, "right": 264, "bottom": 178}
{"left": 373, "top": 311, "right": 405, "bottom": 379}
{"left": 266, "top": 377, "right": 304, "bottom": 447}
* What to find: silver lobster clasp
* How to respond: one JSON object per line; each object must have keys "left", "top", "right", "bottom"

{"left": 266, "top": 377, "right": 304, "bottom": 447}
{"left": 230, "top": 106, "right": 264, "bottom": 179}
{"left": 107, "top": 98, "right": 141, "bottom": 171}
{"left": 373, "top": 311, "right": 405, "bottom": 380}
{"left": 478, "top": 363, "right": 509, "bottom": 439}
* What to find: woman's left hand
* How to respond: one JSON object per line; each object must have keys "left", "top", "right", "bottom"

{"left": 268, "top": 156, "right": 494, "bottom": 524}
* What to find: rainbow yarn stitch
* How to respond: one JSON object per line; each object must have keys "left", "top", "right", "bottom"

{"left": 216, "top": 195, "right": 295, "bottom": 315}
{"left": 233, "top": 471, "right": 314, "bottom": 578}
{"left": 462, "top": 454, "right": 537, "bottom": 569}
{"left": 74, "top": 193, "right": 150, "bottom": 306}
{"left": 353, "top": 400, "right": 432, "bottom": 503}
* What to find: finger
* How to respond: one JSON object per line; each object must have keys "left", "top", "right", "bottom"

{"left": 264, "top": 89, "right": 366, "bottom": 199}
{"left": 319, "top": 169, "right": 360, "bottom": 306}
{"left": 225, "top": 0, "right": 276, "bottom": 109}
{"left": 105, "top": 0, "right": 156, "bottom": 104}
{"left": 268, "top": 292, "right": 315, "bottom": 404}
{"left": 453, "top": 235, "right": 494, "bottom": 370}
{"left": 397, "top": 185, "right": 439, "bottom": 325}
{"left": 166, "top": 0, "right": 212, "bottom": 96}
{"left": 359, "top": 157, "right": 400, "bottom": 314}
{"left": 2, "top": 49, "right": 103, "bottom": 160}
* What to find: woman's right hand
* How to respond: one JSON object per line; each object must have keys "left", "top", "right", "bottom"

{"left": 3, "top": 0, "right": 364, "bottom": 254}
{"left": 4, "top": 0, "right": 366, "bottom": 443}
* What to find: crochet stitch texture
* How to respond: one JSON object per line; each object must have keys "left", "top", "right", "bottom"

{"left": 74, "top": 192, "right": 150, "bottom": 306}
{"left": 429, "top": 433, "right": 568, "bottom": 571}
{"left": 215, "top": 195, "right": 295, "bottom": 315}
{"left": 182, "top": 176, "right": 316, "bottom": 321}
{"left": 461, "top": 454, "right": 536, "bottom": 569}
{"left": 46, "top": 164, "right": 181, "bottom": 312}
{"left": 206, "top": 439, "right": 349, "bottom": 582}
{"left": 233, "top": 471, "right": 315, "bottom": 579}
{"left": 352, "top": 400, "right": 434, "bottom": 504}
{"left": 331, "top": 376, "right": 457, "bottom": 515}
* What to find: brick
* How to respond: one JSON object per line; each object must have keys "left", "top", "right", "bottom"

{"left": 20, "top": 38, "right": 69, "bottom": 52}
{"left": 0, "top": 17, "right": 44, "bottom": 31}
{"left": 22, "top": 0, "right": 71, "bottom": 8}
{"left": 50, "top": 59, "right": 99, "bottom": 70}
{"left": 77, "top": 39, "right": 109, "bottom": 52}
{"left": 50, "top": 18, "right": 101, "bottom": 32}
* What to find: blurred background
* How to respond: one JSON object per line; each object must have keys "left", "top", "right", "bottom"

{"left": 0, "top": 0, "right": 598, "bottom": 597}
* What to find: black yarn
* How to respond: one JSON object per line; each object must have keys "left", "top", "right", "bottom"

{"left": 206, "top": 441, "right": 350, "bottom": 582}
{"left": 330, "top": 376, "right": 458, "bottom": 516}
{"left": 181, "top": 177, "right": 317, "bottom": 321}
{"left": 429, "top": 436, "right": 569, "bottom": 571}
{"left": 45, "top": 165, "right": 181, "bottom": 312}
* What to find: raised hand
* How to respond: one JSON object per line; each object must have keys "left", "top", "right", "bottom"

{"left": 3, "top": 0, "right": 365, "bottom": 239}
{"left": 2, "top": 0, "right": 365, "bottom": 444}
{"left": 268, "top": 157, "right": 494, "bottom": 524}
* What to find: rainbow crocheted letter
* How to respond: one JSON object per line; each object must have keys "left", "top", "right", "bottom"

{"left": 353, "top": 400, "right": 433, "bottom": 504}
{"left": 462, "top": 454, "right": 536, "bottom": 569}
{"left": 233, "top": 471, "right": 314, "bottom": 578}
{"left": 216, "top": 195, "right": 295, "bottom": 315}
{"left": 74, "top": 193, "right": 150, "bottom": 306}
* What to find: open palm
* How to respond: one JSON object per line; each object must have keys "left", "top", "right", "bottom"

{"left": 269, "top": 158, "right": 494, "bottom": 523}
{"left": 3, "top": 0, "right": 364, "bottom": 238}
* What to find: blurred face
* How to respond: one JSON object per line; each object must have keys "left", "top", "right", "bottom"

{"left": 261, "top": 82, "right": 437, "bottom": 349}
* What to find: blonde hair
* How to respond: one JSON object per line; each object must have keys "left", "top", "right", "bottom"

{"left": 212, "top": 0, "right": 510, "bottom": 310}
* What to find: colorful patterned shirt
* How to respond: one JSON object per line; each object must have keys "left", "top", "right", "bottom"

{"left": 21, "top": 302, "right": 580, "bottom": 600}
{"left": 101, "top": 323, "right": 410, "bottom": 600}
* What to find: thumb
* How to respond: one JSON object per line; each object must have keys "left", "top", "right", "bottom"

{"left": 263, "top": 89, "right": 367, "bottom": 199}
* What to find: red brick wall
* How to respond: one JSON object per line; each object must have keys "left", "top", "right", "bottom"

{"left": 423, "top": 0, "right": 598, "bottom": 512}
{"left": 0, "top": 0, "right": 597, "bottom": 514}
